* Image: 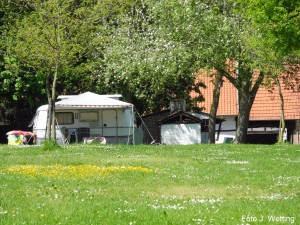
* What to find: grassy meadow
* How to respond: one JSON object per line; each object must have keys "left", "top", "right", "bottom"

{"left": 0, "top": 143, "right": 299, "bottom": 224}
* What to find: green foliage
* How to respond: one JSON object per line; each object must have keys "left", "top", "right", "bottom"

{"left": 10, "top": 0, "right": 91, "bottom": 71}
{"left": 0, "top": 56, "right": 45, "bottom": 123}
{"left": 152, "top": 0, "right": 239, "bottom": 68}
{"left": 98, "top": 0, "right": 212, "bottom": 112}
{"left": 240, "top": 0, "right": 300, "bottom": 56}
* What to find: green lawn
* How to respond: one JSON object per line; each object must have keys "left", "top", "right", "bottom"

{"left": 0, "top": 144, "right": 299, "bottom": 224}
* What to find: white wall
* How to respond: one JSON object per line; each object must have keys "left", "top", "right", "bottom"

{"left": 161, "top": 124, "right": 201, "bottom": 145}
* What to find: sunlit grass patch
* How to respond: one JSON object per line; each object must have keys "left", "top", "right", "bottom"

{"left": 3, "top": 164, "right": 155, "bottom": 179}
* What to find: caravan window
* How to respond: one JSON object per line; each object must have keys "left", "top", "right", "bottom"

{"left": 56, "top": 112, "right": 74, "bottom": 124}
{"left": 79, "top": 111, "right": 98, "bottom": 122}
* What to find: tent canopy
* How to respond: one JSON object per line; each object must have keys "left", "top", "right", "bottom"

{"left": 55, "top": 92, "right": 133, "bottom": 109}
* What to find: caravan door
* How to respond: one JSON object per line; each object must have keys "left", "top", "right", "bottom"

{"left": 102, "top": 109, "right": 117, "bottom": 143}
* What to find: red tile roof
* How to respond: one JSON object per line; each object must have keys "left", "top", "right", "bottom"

{"left": 193, "top": 73, "right": 300, "bottom": 120}
{"left": 251, "top": 82, "right": 300, "bottom": 120}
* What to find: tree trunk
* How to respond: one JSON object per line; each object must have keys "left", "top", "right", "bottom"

{"left": 276, "top": 77, "right": 286, "bottom": 142}
{"left": 50, "top": 65, "right": 58, "bottom": 141}
{"left": 232, "top": 65, "right": 265, "bottom": 144}
{"left": 208, "top": 72, "right": 223, "bottom": 144}
{"left": 235, "top": 90, "right": 252, "bottom": 143}
{"left": 46, "top": 76, "right": 52, "bottom": 141}
{"left": 212, "top": 63, "right": 265, "bottom": 144}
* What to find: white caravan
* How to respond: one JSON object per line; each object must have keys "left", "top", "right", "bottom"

{"left": 31, "top": 92, "right": 142, "bottom": 145}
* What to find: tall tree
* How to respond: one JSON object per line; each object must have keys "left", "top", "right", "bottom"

{"left": 7, "top": 0, "right": 99, "bottom": 141}
{"left": 1, "top": 0, "right": 145, "bottom": 129}
{"left": 100, "top": 0, "right": 270, "bottom": 143}
{"left": 99, "top": 0, "right": 206, "bottom": 113}
{"left": 239, "top": 0, "right": 300, "bottom": 142}
{"left": 149, "top": 0, "right": 267, "bottom": 143}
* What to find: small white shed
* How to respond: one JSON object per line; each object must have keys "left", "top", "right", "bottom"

{"left": 159, "top": 111, "right": 203, "bottom": 145}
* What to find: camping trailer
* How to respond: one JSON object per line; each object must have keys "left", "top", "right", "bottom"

{"left": 31, "top": 92, "right": 142, "bottom": 145}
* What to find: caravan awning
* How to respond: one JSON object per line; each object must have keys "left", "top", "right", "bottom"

{"left": 55, "top": 92, "right": 133, "bottom": 109}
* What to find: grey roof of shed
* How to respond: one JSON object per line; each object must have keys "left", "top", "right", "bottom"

{"left": 159, "top": 110, "right": 224, "bottom": 124}
{"left": 159, "top": 110, "right": 204, "bottom": 124}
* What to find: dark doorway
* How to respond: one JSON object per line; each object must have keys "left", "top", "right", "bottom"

{"left": 247, "top": 133, "right": 277, "bottom": 144}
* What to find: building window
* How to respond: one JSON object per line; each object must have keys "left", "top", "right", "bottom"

{"left": 56, "top": 112, "right": 74, "bottom": 125}
{"left": 79, "top": 111, "right": 98, "bottom": 122}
